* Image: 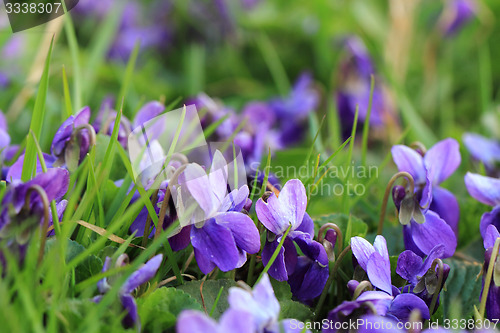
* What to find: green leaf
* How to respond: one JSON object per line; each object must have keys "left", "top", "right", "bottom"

{"left": 21, "top": 36, "right": 54, "bottom": 181}
{"left": 279, "top": 300, "right": 313, "bottom": 322}
{"left": 177, "top": 279, "right": 237, "bottom": 319}
{"left": 442, "top": 258, "right": 483, "bottom": 318}
{"left": 270, "top": 279, "right": 293, "bottom": 301}
{"left": 138, "top": 288, "right": 203, "bottom": 331}
{"left": 314, "top": 213, "right": 368, "bottom": 245}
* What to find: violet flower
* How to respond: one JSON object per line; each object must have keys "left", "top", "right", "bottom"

{"left": 481, "top": 225, "right": 500, "bottom": 320}
{"left": 392, "top": 139, "right": 460, "bottom": 257}
{"left": 439, "top": 0, "right": 477, "bottom": 37}
{"left": 51, "top": 107, "right": 93, "bottom": 170}
{"left": 396, "top": 245, "right": 450, "bottom": 311}
{"left": 93, "top": 99, "right": 165, "bottom": 148}
{"left": 5, "top": 153, "right": 56, "bottom": 183}
{"left": 0, "top": 168, "right": 69, "bottom": 243}
{"left": 463, "top": 133, "right": 500, "bottom": 176}
{"left": 94, "top": 254, "right": 163, "bottom": 329}
{"left": 256, "top": 179, "right": 329, "bottom": 301}
{"left": 178, "top": 273, "right": 311, "bottom": 333}
{"left": 176, "top": 150, "right": 260, "bottom": 273}
{"left": 336, "top": 36, "right": 396, "bottom": 139}
{"left": 464, "top": 172, "right": 500, "bottom": 237}
{"left": 346, "top": 236, "right": 431, "bottom": 322}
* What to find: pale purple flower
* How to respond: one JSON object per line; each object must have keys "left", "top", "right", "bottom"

{"left": 440, "top": 0, "right": 477, "bottom": 36}
{"left": 463, "top": 133, "right": 500, "bottom": 176}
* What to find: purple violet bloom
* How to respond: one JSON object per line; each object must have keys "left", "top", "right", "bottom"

{"left": 177, "top": 309, "right": 255, "bottom": 333}
{"left": 93, "top": 99, "right": 165, "bottom": 148}
{"left": 336, "top": 36, "right": 396, "bottom": 139}
{"left": 94, "top": 254, "right": 163, "bottom": 330}
{"left": 256, "top": 179, "right": 329, "bottom": 300}
{"left": 439, "top": 0, "right": 477, "bottom": 37}
{"left": 463, "top": 133, "right": 500, "bottom": 173}
{"left": 392, "top": 139, "right": 460, "bottom": 257}
{"left": 177, "top": 150, "right": 260, "bottom": 273}
{"left": 0, "top": 168, "right": 69, "bottom": 243}
{"left": 464, "top": 172, "right": 500, "bottom": 238}
{"left": 481, "top": 225, "right": 500, "bottom": 320}
{"left": 346, "top": 236, "right": 431, "bottom": 322}
{"left": 396, "top": 245, "right": 450, "bottom": 311}
{"left": 51, "top": 107, "right": 92, "bottom": 168}
{"left": 5, "top": 153, "right": 56, "bottom": 183}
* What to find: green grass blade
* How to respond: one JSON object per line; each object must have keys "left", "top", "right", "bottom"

{"left": 62, "top": 65, "right": 73, "bottom": 118}
{"left": 21, "top": 36, "right": 54, "bottom": 182}
{"left": 62, "top": 8, "right": 82, "bottom": 110}
{"left": 256, "top": 33, "right": 290, "bottom": 96}
{"left": 116, "top": 40, "right": 141, "bottom": 115}
{"left": 361, "top": 75, "right": 375, "bottom": 167}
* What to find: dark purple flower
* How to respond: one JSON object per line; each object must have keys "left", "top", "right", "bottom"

{"left": 51, "top": 107, "right": 92, "bottom": 168}
{"left": 347, "top": 236, "right": 431, "bottom": 322}
{"left": 463, "top": 133, "right": 500, "bottom": 174}
{"left": 94, "top": 254, "right": 163, "bottom": 329}
{"left": 392, "top": 139, "right": 460, "bottom": 257}
{"left": 439, "top": 0, "right": 476, "bottom": 36}
{"left": 0, "top": 168, "right": 69, "bottom": 242}
{"left": 256, "top": 179, "right": 328, "bottom": 300}
{"left": 464, "top": 172, "right": 500, "bottom": 238}
{"left": 481, "top": 225, "right": 500, "bottom": 320}
{"left": 176, "top": 151, "right": 260, "bottom": 273}
{"left": 5, "top": 153, "right": 56, "bottom": 183}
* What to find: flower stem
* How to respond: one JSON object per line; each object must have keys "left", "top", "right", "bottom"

{"left": 24, "top": 185, "right": 50, "bottom": 267}
{"left": 428, "top": 258, "right": 444, "bottom": 314}
{"left": 352, "top": 280, "right": 373, "bottom": 300}
{"left": 255, "top": 223, "right": 292, "bottom": 284}
{"left": 315, "top": 244, "right": 352, "bottom": 317}
{"left": 479, "top": 237, "right": 500, "bottom": 318}
{"left": 318, "top": 223, "right": 343, "bottom": 256}
{"left": 142, "top": 190, "right": 159, "bottom": 248}
{"left": 378, "top": 171, "right": 415, "bottom": 235}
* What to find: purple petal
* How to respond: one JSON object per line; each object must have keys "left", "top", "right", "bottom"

{"left": 5, "top": 153, "right": 56, "bottom": 183}
{"left": 261, "top": 237, "right": 297, "bottom": 281}
{"left": 288, "top": 256, "right": 329, "bottom": 301}
{"left": 177, "top": 310, "right": 218, "bottom": 333}
{"left": 219, "top": 309, "right": 255, "bottom": 333}
{"left": 121, "top": 254, "right": 163, "bottom": 294}
{"left": 463, "top": 133, "right": 500, "bottom": 167}
{"left": 484, "top": 224, "right": 500, "bottom": 249}
{"left": 193, "top": 248, "right": 216, "bottom": 274}
{"left": 132, "top": 101, "right": 164, "bottom": 129}
{"left": 209, "top": 150, "right": 229, "bottom": 203}
{"left": 28, "top": 168, "right": 69, "bottom": 202}
{"left": 391, "top": 145, "right": 426, "bottom": 183}
{"left": 389, "top": 293, "right": 431, "bottom": 321}
{"left": 396, "top": 250, "right": 425, "bottom": 285}
{"left": 410, "top": 211, "right": 457, "bottom": 258}
{"left": 430, "top": 186, "right": 459, "bottom": 237}
{"left": 181, "top": 163, "right": 218, "bottom": 217}
{"left": 190, "top": 219, "right": 240, "bottom": 272}
{"left": 214, "top": 211, "right": 260, "bottom": 254}
{"left": 480, "top": 206, "right": 500, "bottom": 239}
{"left": 424, "top": 138, "right": 461, "bottom": 185}
{"left": 350, "top": 236, "right": 375, "bottom": 271}
{"left": 465, "top": 172, "right": 500, "bottom": 206}
{"left": 367, "top": 252, "right": 392, "bottom": 295}
{"left": 373, "top": 235, "right": 389, "bottom": 264}
{"left": 296, "top": 212, "right": 314, "bottom": 237}
{"left": 0, "top": 129, "right": 10, "bottom": 149}
{"left": 120, "top": 294, "right": 139, "bottom": 329}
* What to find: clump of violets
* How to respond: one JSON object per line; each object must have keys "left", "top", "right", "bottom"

{"left": 93, "top": 254, "right": 163, "bottom": 330}
{"left": 325, "top": 235, "right": 430, "bottom": 330}
{"left": 256, "top": 179, "right": 329, "bottom": 301}
{"left": 177, "top": 273, "right": 311, "bottom": 333}
{"left": 391, "top": 139, "right": 459, "bottom": 257}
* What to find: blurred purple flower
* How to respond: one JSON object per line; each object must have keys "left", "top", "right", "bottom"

{"left": 440, "top": 0, "right": 477, "bottom": 36}
{"left": 463, "top": 133, "right": 500, "bottom": 175}
{"left": 51, "top": 107, "right": 92, "bottom": 168}
{"left": 465, "top": 172, "right": 500, "bottom": 238}
{"left": 177, "top": 309, "right": 255, "bottom": 333}
{"left": 336, "top": 36, "right": 396, "bottom": 138}
{"left": 94, "top": 254, "right": 163, "bottom": 329}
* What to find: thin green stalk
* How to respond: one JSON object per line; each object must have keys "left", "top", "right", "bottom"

{"left": 479, "top": 237, "right": 500, "bottom": 318}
